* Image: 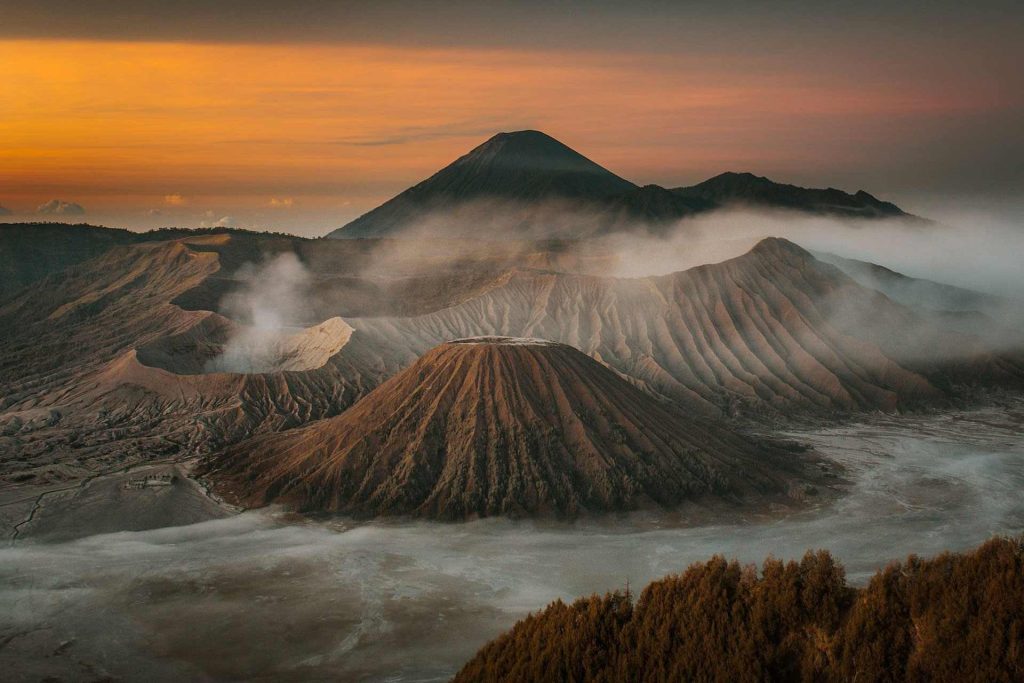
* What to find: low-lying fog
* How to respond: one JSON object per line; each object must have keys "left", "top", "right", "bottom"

{"left": 595, "top": 207, "right": 1024, "bottom": 300}
{"left": 3, "top": 403, "right": 1022, "bottom": 682}
{"left": 354, "top": 199, "right": 1024, "bottom": 301}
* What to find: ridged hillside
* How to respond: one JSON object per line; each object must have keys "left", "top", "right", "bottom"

{"left": 200, "top": 337, "right": 818, "bottom": 519}
{"left": 350, "top": 238, "right": 1023, "bottom": 417}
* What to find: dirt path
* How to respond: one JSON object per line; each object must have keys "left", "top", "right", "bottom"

{"left": 5, "top": 457, "right": 229, "bottom": 542}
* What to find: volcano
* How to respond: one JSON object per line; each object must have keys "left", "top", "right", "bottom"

{"left": 327, "top": 131, "right": 723, "bottom": 239}
{"left": 329, "top": 131, "right": 638, "bottom": 239}
{"left": 201, "top": 337, "right": 815, "bottom": 519}
{"left": 327, "top": 132, "right": 918, "bottom": 239}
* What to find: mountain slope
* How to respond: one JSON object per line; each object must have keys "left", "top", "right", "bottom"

{"left": 4, "top": 231, "right": 1018, "bottom": 501}
{"left": 0, "top": 223, "right": 140, "bottom": 297}
{"left": 0, "top": 235, "right": 397, "bottom": 491}
{"left": 201, "top": 337, "right": 819, "bottom": 519}
{"left": 672, "top": 171, "right": 913, "bottom": 219}
{"left": 0, "top": 231, "right": 622, "bottom": 495}
{"left": 328, "top": 132, "right": 920, "bottom": 240}
{"left": 0, "top": 224, "right": 328, "bottom": 300}
{"left": 347, "top": 238, "right": 1024, "bottom": 417}
{"left": 330, "top": 130, "right": 639, "bottom": 239}
{"left": 815, "top": 251, "right": 1013, "bottom": 314}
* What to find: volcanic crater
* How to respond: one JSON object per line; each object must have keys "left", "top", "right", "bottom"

{"left": 136, "top": 315, "right": 353, "bottom": 375}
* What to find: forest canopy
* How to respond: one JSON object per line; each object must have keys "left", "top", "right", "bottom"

{"left": 455, "top": 536, "right": 1024, "bottom": 682}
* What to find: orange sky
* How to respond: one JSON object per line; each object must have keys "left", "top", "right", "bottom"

{"left": 1, "top": 35, "right": 1018, "bottom": 235}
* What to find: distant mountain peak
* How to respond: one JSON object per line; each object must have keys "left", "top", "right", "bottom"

{"left": 450, "top": 129, "right": 632, "bottom": 181}
{"left": 713, "top": 171, "right": 762, "bottom": 181}
{"left": 749, "top": 236, "right": 814, "bottom": 260}
{"left": 328, "top": 130, "right": 637, "bottom": 239}
{"left": 476, "top": 129, "right": 568, "bottom": 151}
{"left": 327, "top": 133, "right": 920, "bottom": 239}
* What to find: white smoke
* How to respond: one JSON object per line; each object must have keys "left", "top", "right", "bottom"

{"left": 205, "top": 252, "right": 313, "bottom": 373}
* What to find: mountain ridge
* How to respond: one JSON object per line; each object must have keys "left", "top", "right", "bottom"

{"left": 328, "top": 131, "right": 919, "bottom": 239}
{"left": 3, "top": 231, "right": 1021, "bottom": 519}
{"left": 672, "top": 171, "right": 911, "bottom": 219}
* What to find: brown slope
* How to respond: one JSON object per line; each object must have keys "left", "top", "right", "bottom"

{"left": 0, "top": 231, "right": 611, "bottom": 491}
{"left": 200, "top": 337, "right": 818, "bottom": 519}
{"left": 0, "top": 235, "right": 397, "bottom": 489}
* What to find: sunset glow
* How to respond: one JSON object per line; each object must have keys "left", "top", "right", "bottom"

{"left": 1, "top": 5, "right": 1021, "bottom": 235}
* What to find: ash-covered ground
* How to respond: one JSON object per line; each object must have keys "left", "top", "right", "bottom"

{"left": 2, "top": 402, "right": 1022, "bottom": 682}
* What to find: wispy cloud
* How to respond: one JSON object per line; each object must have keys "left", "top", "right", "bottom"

{"left": 328, "top": 122, "right": 516, "bottom": 147}
{"left": 36, "top": 199, "right": 85, "bottom": 215}
{"left": 199, "top": 215, "right": 236, "bottom": 228}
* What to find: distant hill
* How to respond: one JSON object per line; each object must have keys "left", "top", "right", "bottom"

{"left": 814, "top": 251, "right": 1009, "bottom": 313}
{"left": 672, "top": 171, "right": 912, "bottom": 219}
{"left": 0, "top": 223, "right": 139, "bottom": 297}
{"left": 328, "top": 131, "right": 918, "bottom": 239}
{"left": 0, "top": 223, "right": 307, "bottom": 297}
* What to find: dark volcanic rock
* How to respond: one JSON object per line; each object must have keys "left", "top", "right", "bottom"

{"left": 0, "top": 223, "right": 139, "bottom": 297}
{"left": 328, "top": 133, "right": 920, "bottom": 239}
{"left": 330, "top": 131, "right": 639, "bottom": 239}
{"left": 672, "top": 171, "right": 913, "bottom": 220}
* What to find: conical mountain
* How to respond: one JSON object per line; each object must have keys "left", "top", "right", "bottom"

{"left": 417, "top": 130, "right": 636, "bottom": 200}
{"left": 328, "top": 130, "right": 640, "bottom": 239}
{"left": 329, "top": 133, "right": 919, "bottom": 240}
{"left": 200, "top": 337, "right": 815, "bottom": 519}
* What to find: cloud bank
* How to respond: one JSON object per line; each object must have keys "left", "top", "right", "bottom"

{"left": 1, "top": 409, "right": 1021, "bottom": 680}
